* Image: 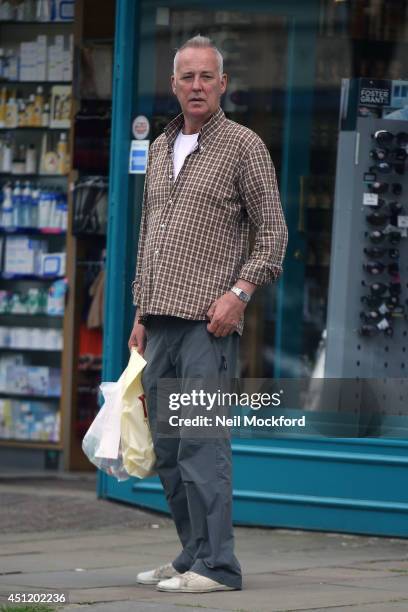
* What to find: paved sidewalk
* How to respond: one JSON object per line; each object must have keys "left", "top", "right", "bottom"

{"left": 0, "top": 476, "right": 408, "bottom": 611}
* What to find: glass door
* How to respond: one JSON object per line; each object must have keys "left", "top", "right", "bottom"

{"left": 135, "top": 0, "right": 319, "bottom": 379}
{"left": 101, "top": 0, "right": 408, "bottom": 538}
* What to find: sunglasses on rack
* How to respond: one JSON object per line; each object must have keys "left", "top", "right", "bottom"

{"left": 362, "top": 281, "right": 401, "bottom": 296}
{"left": 363, "top": 261, "right": 385, "bottom": 275}
{"left": 366, "top": 212, "right": 389, "bottom": 226}
{"left": 370, "top": 161, "right": 406, "bottom": 175}
{"left": 363, "top": 247, "right": 400, "bottom": 259}
{"left": 361, "top": 294, "right": 400, "bottom": 309}
{"left": 360, "top": 309, "right": 389, "bottom": 323}
{"left": 366, "top": 230, "right": 402, "bottom": 244}
{"left": 359, "top": 324, "right": 393, "bottom": 337}
{"left": 369, "top": 181, "right": 388, "bottom": 194}
{"left": 372, "top": 130, "right": 408, "bottom": 147}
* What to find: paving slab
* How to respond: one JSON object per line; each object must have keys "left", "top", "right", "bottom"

{"left": 2, "top": 478, "right": 408, "bottom": 612}
{"left": 61, "top": 603, "right": 227, "bottom": 612}
{"left": 318, "top": 603, "right": 408, "bottom": 612}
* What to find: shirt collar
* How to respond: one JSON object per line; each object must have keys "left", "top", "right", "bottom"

{"left": 164, "top": 107, "right": 226, "bottom": 151}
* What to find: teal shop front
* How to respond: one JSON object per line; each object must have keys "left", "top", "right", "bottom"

{"left": 99, "top": 0, "right": 408, "bottom": 537}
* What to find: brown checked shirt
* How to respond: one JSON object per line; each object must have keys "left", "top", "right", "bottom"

{"left": 132, "top": 107, "right": 288, "bottom": 334}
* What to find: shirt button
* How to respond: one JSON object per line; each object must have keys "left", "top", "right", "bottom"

{"left": 155, "top": 249, "right": 160, "bottom": 255}
{"left": 169, "top": 174, "right": 173, "bottom": 180}
{"left": 161, "top": 223, "right": 166, "bottom": 229}
{"left": 168, "top": 199, "right": 173, "bottom": 204}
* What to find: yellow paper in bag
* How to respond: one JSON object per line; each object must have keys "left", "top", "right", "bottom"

{"left": 120, "top": 349, "right": 156, "bottom": 478}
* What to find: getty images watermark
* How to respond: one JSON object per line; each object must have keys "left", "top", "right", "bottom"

{"left": 156, "top": 377, "right": 408, "bottom": 439}
{"left": 158, "top": 387, "right": 306, "bottom": 435}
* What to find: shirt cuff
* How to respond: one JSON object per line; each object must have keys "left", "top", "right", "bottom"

{"left": 238, "top": 262, "right": 283, "bottom": 286}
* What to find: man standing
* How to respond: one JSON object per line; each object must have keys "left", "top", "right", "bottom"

{"left": 128, "top": 35, "right": 287, "bottom": 593}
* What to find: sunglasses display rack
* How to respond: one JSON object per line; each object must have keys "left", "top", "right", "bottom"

{"left": 326, "top": 117, "right": 408, "bottom": 379}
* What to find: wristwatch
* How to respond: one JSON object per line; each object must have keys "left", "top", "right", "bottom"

{"left": 230, "top": 286, "right": 251, "bottom": 303}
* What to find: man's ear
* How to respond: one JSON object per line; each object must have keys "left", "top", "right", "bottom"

{"left": 220, "top": 73, "right": 227, "bottom": 95}
{"left": 171, "top": 74, "right": 177, "bottom": 95}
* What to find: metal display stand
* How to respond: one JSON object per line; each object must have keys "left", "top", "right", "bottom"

{"left": 326, "top": 117, "right": 408, "bottom": 378}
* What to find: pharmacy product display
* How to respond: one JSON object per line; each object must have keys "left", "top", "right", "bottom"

{"left": 0, "top": 182, "right": 68, "bottom": 230}
{"left": 0, "top": 0, "right": 75, "bottom": 23}
{"left": 0, "top": 398, "right": 60, "bottom": 442}
{"left": 0, "top": 0, "right": 76, "bottom": 455}
{"left": 0, "top": 34, "right": 73, "bottom": 82}
{"left": 0, "top": 326, "right": 63, "bottom": 349}
{"left": 0, "top": 279, "right": 67, "bottom": 314}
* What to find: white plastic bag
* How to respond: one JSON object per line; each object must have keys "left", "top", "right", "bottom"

{"left": 82, "top": 349, "right": 156, "bottom": 481}
{"left": 121, "top": 349, "right": 156, "bottom": 479}
{"left": 82, "top": 370, "right": 129, "bottom": 481}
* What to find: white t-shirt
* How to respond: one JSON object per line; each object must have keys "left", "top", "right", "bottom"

{"left": 173, "top": 130, "right": 199, "bottom": 180}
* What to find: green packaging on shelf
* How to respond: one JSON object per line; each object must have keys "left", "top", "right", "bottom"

{"left": 27, "top": 287, "right": 47, "bottom": 314}
{"left": 9, "top": 292, "right": 28, "bottom": 314}
{"left": 0, "top": 290, "right": 10, "bottom": 313}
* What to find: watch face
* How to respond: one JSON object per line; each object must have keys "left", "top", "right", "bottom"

{"left": 232, "top": 287, "right": 250, "bottom": 302}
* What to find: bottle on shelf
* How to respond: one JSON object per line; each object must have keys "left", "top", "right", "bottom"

{"left": 33, "top": 87, "right": 44, "bottom": 127}
{"left": 25, "top": 144, "right": 37, "bottom": 174}
{"left": 37, "top": 0, "right": 51, "bottom": 22}
{"left": 30, "top": 185, "right": 40, "bottom": 227}
{"left": 42, "top": 103, "right": 50, "bottom": 127}
{"left": 0, "top": 87, "right": 7, "bottom": 128}
{"left": 57, "top": 133, "right": 68, "bottom": 175}
{"left": 18, "top": 98, "right": 26, "bottom": 127}
{"left": 2, "top": 50, "right": 11, "bottom": 80}
{"left": 15, "top": 0, "right": 25, "bottom": 22}
{"left": 1, "top": 183, "right": 13, "bottom": 227}
{"left": 6, "top": 50, "right": 18, "bottom": 82}
{"left": 38, "top": 187, "right": 50, "bottom": 227}
{"left": 12, "top": 180, "right": 22, "bottom": 226}
{"left": 23, "top": 0, "right": 36, "bottom": 22}
{"left": 1, "top": 135, "right": 12, "bottom": 172}
{"left": 12, "top": 144, "right": 26, "bottom": 174}
{"left": 0, "top": 2, "right": 14, "bottom": 21}
{"left": 5, "top": 97, "right": 18, "bottom": 129}
{"left": 0, "top": 48, "right": 5, "bottom": 79}
{"left": 21, "top": 181, "right": 32, "bottom": 227}
{"left": 25, "top": 94, "right": 35, "bottom": 127}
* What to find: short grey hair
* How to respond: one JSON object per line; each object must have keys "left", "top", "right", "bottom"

{"left": 173, "top": 35, "right": 224, "bottom": 76}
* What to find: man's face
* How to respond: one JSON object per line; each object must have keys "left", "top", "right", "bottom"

{"left": 171, "top": 47, "right": 227, "bottom": 125}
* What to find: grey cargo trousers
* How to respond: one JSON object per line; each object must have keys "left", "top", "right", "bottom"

{"left": 141, "top": 315, "right": 242, "bottom": 590}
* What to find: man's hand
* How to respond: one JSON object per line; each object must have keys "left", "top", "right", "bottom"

{"left": 206, "top": 292, "right": 247, "bottom": 337}
{"left": 128, "top": 320, "right": 147, "bottom": 355}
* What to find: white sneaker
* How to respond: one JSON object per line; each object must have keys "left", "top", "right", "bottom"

{"left": 136, "top": 562, "right": 180, "bottom": 585}
{"left": 157, "top": 570, "right": 236, "bottom": 593}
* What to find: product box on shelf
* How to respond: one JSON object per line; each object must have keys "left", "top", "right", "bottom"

{"left": 37, "top": 35, "right": 48, "bottom": 81}
{"left": 0, "top": 398, "right": 12, "bottom": 439}
{"left": 56, "top": 0, "right": 75, "bottom": 21}
{"left": 0, "top": 354, "right": 25, "bottom": 391}
{"left": 39, "top": 252, "right": 66, "bottom": 277}
{"left": 47, "top": 278, "right": 67, "bottom": 315}
{"left": 20, "top": 41, "right": 36, "bottom": 82}
{"left": 0, "top": 288, "right": 48, "bottom": 314}
{"left": 4, "top": 236, "right": 47, "bottom": 276}
{"left": 0, "top": 400, "right": 60, "bottom": 442}
{"left": 0, "top": 327, "right": 63, "bottom": 351}
{"left": 3, "top": 364, "right": 61, "bottom": 396}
